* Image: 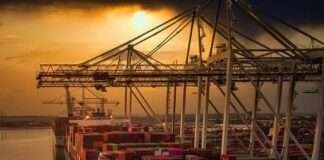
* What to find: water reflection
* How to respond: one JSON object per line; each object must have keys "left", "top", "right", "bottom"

{"left": 0, "top": 128, "right": 55, "bottom": 160}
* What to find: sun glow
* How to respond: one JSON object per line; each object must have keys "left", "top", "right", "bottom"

{"left": 133, "top": 11, "right": 149, "bottom": 29}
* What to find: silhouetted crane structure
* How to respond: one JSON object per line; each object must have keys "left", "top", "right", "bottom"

{"left": 36, "top": 0, "right": 324, "bottom": 159}
{"left": 43, "top": 88, "right": 119, "bottom": 105}
{"left": 43, "top": 87, "right": 119, "bottom": 117}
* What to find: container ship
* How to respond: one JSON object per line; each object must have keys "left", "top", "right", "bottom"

{"left": 52, "top": 111, "right": 324, "bottom": 160}
{"left": 54, "top": 110, "right": 220, "bottom": 160}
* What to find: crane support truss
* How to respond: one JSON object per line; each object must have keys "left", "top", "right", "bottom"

{"left": 37, "top": 57, "right": 322, "bottom": 88}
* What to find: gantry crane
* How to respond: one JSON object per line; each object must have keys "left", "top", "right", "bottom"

{"left": 43, "top": 87, "right": 119, "bottom": 118}
{"left": 36, "top": 0, "right": 324, "bottom": 159}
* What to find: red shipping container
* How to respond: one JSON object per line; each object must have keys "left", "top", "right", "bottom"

{"left": 142, "top": 155, "right": 183, "bottom": 160}
{"left": 104, "top": 132, "right": 145, "bottom": 143}
{"left": 221, "top": 155, "right": 236, "bottom": 160}
{"left": 126, "top": 147, "right": 156, "bottom": 156}
{"left": 85, "top": 149, "right": 99, "bottom": 160}
{"left": 163, "top": 148, "right": 184, "bottom": 156}
{"left": 100, "top": 151, "right": 138, "bottom": 160}
{"left": 145, "top": 132, "right": 175, "bottom": 143}
{"left": 82, "top": 133, "right": 104, "bottom": 149}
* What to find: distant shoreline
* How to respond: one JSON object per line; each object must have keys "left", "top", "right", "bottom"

{"left": 0, "top": 126, "right": 52, "bottom": 130}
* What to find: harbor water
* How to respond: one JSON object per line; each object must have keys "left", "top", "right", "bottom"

{"left": 0, "top": 128, "right": 55, "bottom": 160}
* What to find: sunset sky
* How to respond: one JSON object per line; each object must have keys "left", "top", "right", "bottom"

{"left": 0, "top": 0, "right": 323, "bottom": 116}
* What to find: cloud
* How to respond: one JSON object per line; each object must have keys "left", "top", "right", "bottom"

{"left": 0, "top": 0, "right": 207, "bottom": 12}
{"left": 0, "top": 34, "right": 21, "bottom": 44}
{"left": 3, "top": 48, "right": 61, "bottom": 63}
{"left": 251, "top": 0, "right": 324, "bottom": 25}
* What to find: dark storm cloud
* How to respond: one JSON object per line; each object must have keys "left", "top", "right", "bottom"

{"left": 0, "top": 0, "right": 322, "bottom": 24}
{"left": 0, "top": 0, "right": 206, "bottom": 11}
{"left": 0, "top": 0, "right": 322, "bottom": 42}
{"left": 251, "top": 0, "right": 324, "bottom": 25}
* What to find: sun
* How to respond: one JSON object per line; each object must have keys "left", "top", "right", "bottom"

{"left": 133, "top": 11, "right": 149, "bottom": 29}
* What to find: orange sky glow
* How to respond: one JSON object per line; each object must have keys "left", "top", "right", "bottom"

{"left": 0, "top": 4, "right": 321, "bottom": 116}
